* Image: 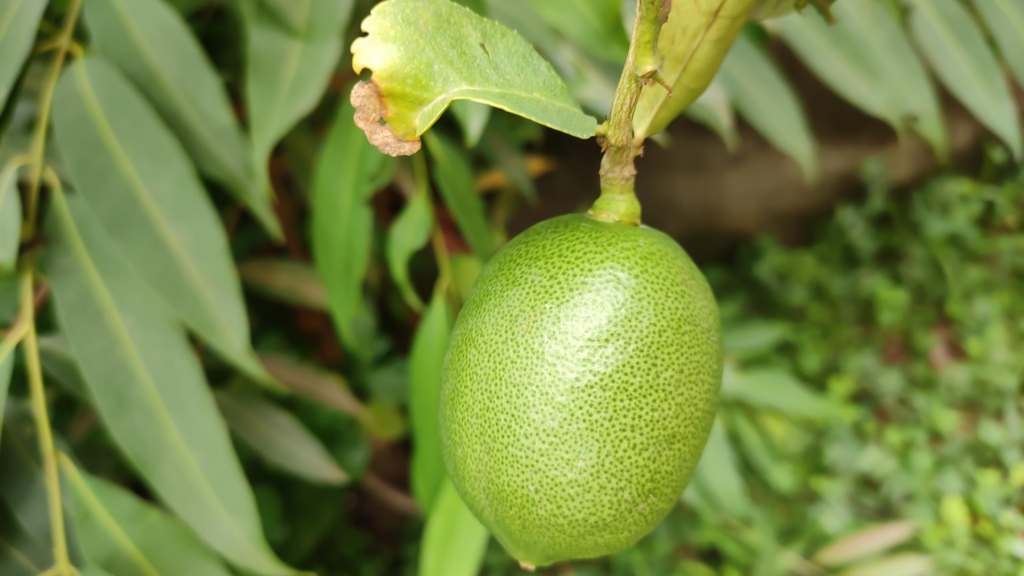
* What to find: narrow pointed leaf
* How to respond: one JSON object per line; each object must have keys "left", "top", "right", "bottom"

{"left": 522, "top": 0, "right": 629, "bottom": 63}
{"left": 43, "top": 191, "right": 293, "bottom": 575}
{"left": 312, "top": 94, "right": 392, "bottom": 361}
{"left": 815, "top": 521, "right": 918, "bottom": 567}
{"left": 83, "top": 0, "right": 280, "bottom": 237}
{"left": 423, "top": 131, "right": 496, "bottom": 258}
{"left": 682, "top": 80, "right": 739, "bottom": 152}
{"left": 450, "top": 100, "right": 491, "bottom": 149}
{"left": 0, "top": 0, "right": 47, "bottom": 110}
{"left": 729, "top": 412, "right": 796, "bottom": 495}
{"left": 718, "top": 35, "right": 817, "bottom": 181}
{"left": 258, "top": 0, "right": 307, "bottom": 32}
{"left": 0, "top": 353, "right": 11, "bottom": 445}
{"left": 386, "top": 188, "right": 433, "bottom": 312}
{"left": 974, "top": 0, "right": 1024, "bottom": 92}
{"left": 633, "top": 0, "right": 758, "bottom": 140}
{"left": 908, "top": 0, "right": 1023, "bottom": 159}
{"left": 51, "top": 58, "right": 275, "bottom": 389}
{"left": 408, "top": 290, "right": 451, "bottom": 511}
{"left": 260, "top": 354, "right": 368, "bottom": 423}
{"left": 0, "top": 161, "right": 20, "bottom": 274}
{"left": 242, "top": 0, "right": 352, "bottom": 182}
{"left": 837, "top": 553, "right": 933, "bottom": 576}
{"left": 215, "top": 389, "right": 349, "bottom": 485}
{"left": 692, "top": 418, "right": 750, "bottom": 519}
{"left": 420, "top": 478, "right": 489, "bottom": 576}
{"left": 351, "top": 0, "right": 596, "bottom": 156}
{"left": 722, "top": 367, "right": 837, "bottom": 420}
{"left": 60, "top": 457, "right": 237, "bottom": 576}
{"left": 778, "top": 2, "right": 947, "bottom": 159}
{"left": 239, "top": 259, "right": 329, "bottom": 311}
{"left": 36, "top": 335, "right": 88, "bottom": 401}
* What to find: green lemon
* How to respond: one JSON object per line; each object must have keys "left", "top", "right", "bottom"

{"left": 439, "top": 213, "right": 722, "bottom": 568}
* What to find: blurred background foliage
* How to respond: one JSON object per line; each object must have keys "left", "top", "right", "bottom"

{"left": 2, "top": 0, "right": 1024, "bottom": 575}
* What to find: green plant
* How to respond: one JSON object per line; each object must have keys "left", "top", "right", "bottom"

{"left": 1, "top": 0, "right": 1023, "bottom": 576}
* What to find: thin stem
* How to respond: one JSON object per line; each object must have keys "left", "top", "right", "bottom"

{"left": 19, "top": 270, "right": 73, "bottom": 576}
{"left": 24, "top": 0, "right": 83, "bottom": 240}
{"left": 590, "top": 0, "right": 669, "bottom": 226}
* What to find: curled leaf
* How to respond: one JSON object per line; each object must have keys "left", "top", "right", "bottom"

{"left": 351, "top": 0, "right": 596, "bottom": 155}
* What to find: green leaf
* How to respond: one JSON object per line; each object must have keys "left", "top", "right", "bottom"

{"left": 260, "top": 354, "right": 368, "bottom": 423}
{"left": 480, "top": 126, "right": 536, "bottom": 202}
{"left": 80, "top": 567, "right": 117, "bottom": 576}
{"left": 722, "top": 320, "right": 788, "bottom": 359}
{"left": 51, "top": 58, "right": 276, "bottom": 389}
{"left": 82, "top": 0, "right": 280, "bottom": 237}
{"left": 0, "top": 161, "right": 20, "bottom": 274}
{"left": 43, "top": 191, "right": 293, "bottom": 576}
{"left": 633, "top": 0, "right": 757, "bottom": 140}
{"left": 408, "top": 290, "right": 451, "bottom": 512}
{"left": 691, "top": 417, "right": 750, "bottom": 519}
{"left": 837, "top": 553, "right": 934, "bottom": 576}
{"left": 350, "top": 0, "right": 596, "bottom": 155}
{"left": 522, "top": 0, "right": 629, "bottom": 63}
{"left": 777, "top": 1, "right": 948, "bottom": 160}
{"left": 722, "top": 366, "right": 837, "bottom": 420}
{"left": 386, "top": 183, "right": 434, "bottom": 312}
{"left": 0, "top": 352, "right": 11, "bottom": 447}
{"left": 814, "top": 521, "right": 918, "bottom": 567}
{"left": 908, "top": 0, "right": 1023, "bottom": 159}
{"left": 450, "top": 253, "right": 483, "bottom": 302}
{"left": 239, "top": 259, "right": 329, "bottom": 311}
{"left": 450, "top": 100, "right": 491, "bottom": 148}
{"left": 728, "top": 411, "right": 796, "bottom": 495}
{"left": 242, "top": 0, "right": 352, "bottom": 184}
{"left": 974, "top": 0, "right": 1024, "bottom": 93}
{"left": 215, "top": 389, "right": 349, "bottom": 485}
{"left": 683, "top": 80, "right": 739, "bottom": 153}
{"left": 718, "top": 34, "right": 817, "bottom": 181}
{"left": 60, "top": 457, "right": 237, "bottom": 576}
{"left": 0, "top": 0, "right": 47, "bottom": 111}
{"left": 36, "top": 335, "right": 88, "bottom": 401}
{"left": 258, "top": 0, "right": 307, "bottom": 32}
{"left": 311, "top": 93, "right": 392, "bottom": 361}
{"left": 419, "top": 478, "right": 489, "bottom": 576}
{"left": 423, "top": 131, "right": 496, "bottom": 258}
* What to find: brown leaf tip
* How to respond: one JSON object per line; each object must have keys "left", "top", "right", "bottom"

{"left": 351, "top": 81, "right": 421, "bottom": 157}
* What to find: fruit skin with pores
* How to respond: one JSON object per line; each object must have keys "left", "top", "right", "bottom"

{"left": 439, "top": 213, "right": 722, "bottom": 568}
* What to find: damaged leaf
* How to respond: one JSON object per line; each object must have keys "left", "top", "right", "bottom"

{"left": 351, "top": 0, "right": 596, "bottom": 156}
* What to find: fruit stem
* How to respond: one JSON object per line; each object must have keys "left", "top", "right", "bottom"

{"left": 591, "top": 0, "right": 670, "bottom": 226}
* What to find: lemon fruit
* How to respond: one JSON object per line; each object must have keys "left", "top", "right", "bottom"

{"left": 439, "top": 213, "right": 722, "bottom": 568}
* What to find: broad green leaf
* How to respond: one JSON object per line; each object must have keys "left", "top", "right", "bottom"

{"left": 683, "top": 80, "right": 739, "bottom": 152}
{"left": 242, "top": 0, "right": 352, "bottom": 184}
{"left": 908, "top": 0, "right": 1023, "bottom": 159}
{"left": 52, "top": 58, "right": 275, "bottom": 389}
{"left": 450, "top": 100, "right": 491, "bottom": 148}
{"left": 258, "top": 0, "right": 306, "bottom": 31}
{"left": 408, "top": 290, "right": 451, "bottom": 511}
{"left": 0, "top": 161, "right": 20, "bottom": 274}
{"left": 0, "top": 485, "right": 49, "bottom": 576}
{"left": 722, "top": 320, "right": 788, "bottom": 359}
{"left": 837, "top": 553, "right": 933, "bottom": 576}
{"left": 633, "top": 0, "right": 758, "bottom": 140}
{"left": 165, "top": 0, "right": 210, "bottom": 14}
{"left": 522, "top": 0, "right": 629, "bottom": 63}
{"left": 43, "top": 191, "right": 293, "bottom": 576}
{"left": 691, "top": 418, "right": 750, "bottom": 519}
{"left": 80, "top": 567, "right": 117, "bottom": 576}
{"left": 215, "top": 389, "right": 349, "bottom": 485}
{"left": 0, "top": 0, "right": 47, "bottom": 111}
{"left": 718, "top": 35, "right": 817, "bottom": 181}
{"left": 386, "top": 184, "right": 434, "bottom": 312}
{"left": 722, "top": 366, "right": 837, "bottom": 420}
{"left": 311, "top": 94, "right": 391, "bottom": 361}
{"left": 239, "top": 259, "right": 329, "bottom": 311}
{"left": 83, "top": 0, "right": 280, "bottom": 238}
{"left": 423, "top": 131, "right": 496, "bottom": 258}
{"left": 60, "top": 457, "right": 237, "bottom": 576}
{"left": 814, "top": 521, "right": 918, "bottom": 567}
{"left": 36, "top": 335, "right": 88, "bottom": 401}
{"left": 420, "top": 478, "right": 489, "bottom": 576}
{"left": 777, "top": 1, "right": 947, "bottom": 160}
{"left": 974, "top": 0, "right": 1024, "bottom": 92}
{"left": 351, "top": 0, "right": 596, "bottom": 155}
